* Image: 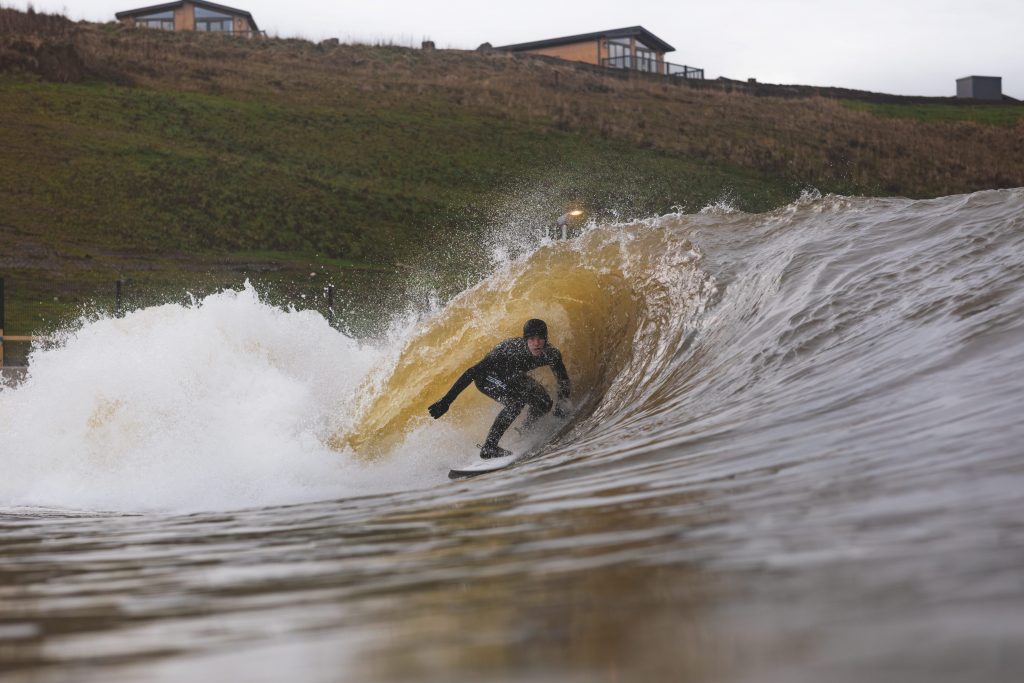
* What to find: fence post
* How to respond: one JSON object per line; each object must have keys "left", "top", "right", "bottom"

{"left": 0, "top": 277, "right": 5, "bottom": 369}
{"left": 326, "top": 285, "right": 335, "bottom": 326}
{"left": 115, "top": 279, "right": 123, "bottom": 318}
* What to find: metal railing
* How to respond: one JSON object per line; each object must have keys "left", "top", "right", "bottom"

{"left": 1, "top": 277, "right": 55, "bottom": 369}
{"left": 200, "top": 29, "right": 267, "bottom": 38}
{"left": 130, "top": 24, "right": 267, "bottom": 38}
{"left": 600, "top": 56, "right": 704, "bottom": 80}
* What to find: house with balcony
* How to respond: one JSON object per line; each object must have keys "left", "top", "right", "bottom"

{"left": 495, "top": 26, "right": 703, "bottom": 80}
{"left": 115, "top": 1, "right": 261, "bottom": 36}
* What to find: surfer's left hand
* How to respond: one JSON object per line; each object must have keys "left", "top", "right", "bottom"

{"left": 428, "top": 400, "right": 449, "bottom": 419}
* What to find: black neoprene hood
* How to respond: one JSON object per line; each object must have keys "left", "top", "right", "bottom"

{"left": 523, "top": 319, "right": 548, "bottom": 339}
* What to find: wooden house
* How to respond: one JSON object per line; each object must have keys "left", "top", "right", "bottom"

{"left": 116, "top": 1, "right": 261, "bottom": 36}
{"left": 496, "top": 26, "right": 702, "bottom": 79}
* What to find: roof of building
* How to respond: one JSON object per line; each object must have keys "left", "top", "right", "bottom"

{"left": 115, "top": 1, "right": 258, "bottom": 30}
{"left": 496, "top": 26, "right": 675, "bottom": 54}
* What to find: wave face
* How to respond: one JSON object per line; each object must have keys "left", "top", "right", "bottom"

{"left": 2, "top": 190, "right": 1024, "bottom": 514}
{"left": 3, "top": 189, "right": 1024, "bottom": 681}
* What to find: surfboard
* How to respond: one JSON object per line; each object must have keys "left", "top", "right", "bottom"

{"left": 447, "top": 413, "right": 575, "bottom": 480}
{"left": 448, "top": 454, "right": 519, "bottom": 480}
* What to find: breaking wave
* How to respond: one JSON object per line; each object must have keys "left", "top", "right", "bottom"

{"left": 2, "top": 188, "right": 1023, "bottom": 513}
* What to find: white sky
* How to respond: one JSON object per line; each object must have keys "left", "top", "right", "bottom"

{"left": 8, "top": 0, "right": 1023, "bottom": 97}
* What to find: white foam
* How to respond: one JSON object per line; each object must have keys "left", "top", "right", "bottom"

{"left": 0, "top": 285, "right": 440, "bottom": 513}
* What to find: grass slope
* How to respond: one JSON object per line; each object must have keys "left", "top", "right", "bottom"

{"left": 1, "top": 77, "right": 789, "bottom": 261}
{"left": 2, "top": 8, "right": 1023, "bottom": 342}
{"left": 841, "top": 99, "right": 1024, "bottom": 126}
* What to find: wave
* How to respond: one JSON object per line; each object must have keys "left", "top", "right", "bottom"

{"left": 3, "top": 188, "right": 1023, "bottom": 513}
{"left": 334, "top": 223, "right": 714, "bottom": 456}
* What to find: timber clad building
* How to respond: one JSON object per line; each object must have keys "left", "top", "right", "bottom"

{"left": 496, "top": 26, "right": 703, "bottom": 80}
{"left": 115, "top": 1, "right": 261, "bottom": 36}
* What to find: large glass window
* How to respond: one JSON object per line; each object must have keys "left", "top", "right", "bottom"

{"left": 195, "top": 7, "right": 235, "bottom": 33}
{"left": 607, "top": 39, "right": 631, "bottom": 69}
{"left": 135, "top": 10, "right": 174, "bottom": 31}
{"left": 636, "top": 47, "right": 658, "bottom": 73}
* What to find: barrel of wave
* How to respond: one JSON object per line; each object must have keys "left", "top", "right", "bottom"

{"left": 331, "top": 232, "right": 645, "bottom": 458}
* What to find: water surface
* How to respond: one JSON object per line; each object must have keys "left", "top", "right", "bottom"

{"left": 3, "top": 190, "right": 1023, "bottom": 682}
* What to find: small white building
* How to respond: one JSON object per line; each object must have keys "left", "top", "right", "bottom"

{"left": 956, "top": 76, "right": 1002, "bottom": 101}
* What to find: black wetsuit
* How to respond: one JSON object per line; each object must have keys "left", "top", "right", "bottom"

{"left": 435, "top": 337, "right": 571, "bottom": 448}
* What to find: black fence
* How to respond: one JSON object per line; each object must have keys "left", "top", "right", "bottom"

{"left": 128, "top": 24, "right": 267, "bottom": 38}
{"left": 600, "top": 56, "right": 704, "bottom": 80}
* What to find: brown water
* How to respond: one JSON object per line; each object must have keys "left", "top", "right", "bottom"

{"left": 2, "top": 190, "right": 1024, "bottom": 682}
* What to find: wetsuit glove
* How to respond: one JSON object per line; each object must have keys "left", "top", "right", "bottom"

{"left": 553, "top": 401, "right": 568, "bottom": 419}
{"left": 428, "top": 400, "right": 449, "bottom": 419}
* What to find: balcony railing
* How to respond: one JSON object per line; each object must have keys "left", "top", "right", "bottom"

{"left": 130, "top": 23, "right": 266, "bottom": 38}
{"left": 193, "top": 27, "right": 267, "bottom": 38}
{"left": 600, "top": 56, "right": 704, "bottom": 80}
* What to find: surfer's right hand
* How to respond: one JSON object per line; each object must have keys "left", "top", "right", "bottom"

{"left": 428, "top": 400, "right": 449, "bottom": 419}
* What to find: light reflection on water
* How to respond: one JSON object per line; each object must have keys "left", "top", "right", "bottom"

{"left": 2, "top": 490, "right": 731, "bottom": 683}
{"left": 4, "top": 446, "right": 1022, "bottom": 683}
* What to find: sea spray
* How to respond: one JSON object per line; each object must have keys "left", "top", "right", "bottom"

{"left": 0, "top": 285, "right": 416, "bottom": 512}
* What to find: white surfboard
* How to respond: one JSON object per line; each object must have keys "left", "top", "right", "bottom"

{"left": 447, "top": 416, "right": 574, "bottom": 480}
{"left": 448, "top": 454, "right": 519, "bottom": 480}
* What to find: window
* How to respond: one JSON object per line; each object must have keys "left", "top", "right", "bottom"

{"left": 636, "top": 47, "right": 658, "bottom": 73}
{"left": 607, "top": 39, "right": 631, "bottom": 69}
{"left": 135, "top": 10, "right": 174, "bottom": 31}
{"left": 195, "top": 7, "right": 235, "bottom": 33}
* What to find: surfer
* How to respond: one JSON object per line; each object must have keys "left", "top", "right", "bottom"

{"left": 428, "top": 318, "right": 571, "bottom": 459}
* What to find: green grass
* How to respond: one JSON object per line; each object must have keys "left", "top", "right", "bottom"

{"left": 841, "top": 99, "right": 1024, "bottom": 126}
{"left": 0, "top": 68, "right": 815, "bottom": 343}
{"left": 1, "top": 76, "right": 795, "bottom": 265}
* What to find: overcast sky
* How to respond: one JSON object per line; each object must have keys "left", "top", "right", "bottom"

{"left": 9, "top": 0, "right": 1023, "bottom": 97}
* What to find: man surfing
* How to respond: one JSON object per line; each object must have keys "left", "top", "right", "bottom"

{"left": 428, "top": 318, "right": 571, "bottom": 459}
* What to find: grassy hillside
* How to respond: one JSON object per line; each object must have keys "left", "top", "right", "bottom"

{"left": 2, "top": 7, "right": 1023, "bottom": 344}
{"left": 840, "top": 99, "right": 1024, "bottom": 126}
{"left": 1, "top": 78, "right": 788, "bottom": 259}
